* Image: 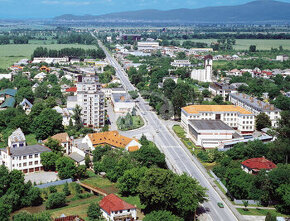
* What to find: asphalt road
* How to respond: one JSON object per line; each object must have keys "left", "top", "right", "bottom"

{"left": 95, "top": 35, "right": 241, "bottom": 221}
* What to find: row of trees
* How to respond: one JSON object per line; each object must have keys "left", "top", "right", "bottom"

{"left": 32, "top": 47, "right": 106, "bottom": 60}
{"left": 56, "top": 33, "right": 97, "bottom": 45}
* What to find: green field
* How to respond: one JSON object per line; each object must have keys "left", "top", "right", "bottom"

{"left": 180, "top": 39, "right": 290, "bottom": 50}
{"left": 236, "top": 208, "right": 287, "bottom": 217}
{"left": 0, "top": 43, "right": 99, "bottom": 69}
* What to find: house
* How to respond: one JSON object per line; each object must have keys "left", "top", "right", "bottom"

{"left": 0, "top": 73, "right": 12, "bottom": 81}
{"left": 0, "top": 128, "right": 51, "bottom": 173}
{"left": 54, "top": 215, "right": 84, "bottom": 221}
{"left": 53, "top": 106, "right": 74, "bottom": 127}
{"left": 0, "top": 88, "right": 17, "bottom": 110}
{"left": 40, "top": 66, "right": 51, "bottom": 72}
{"left": 229, "top": 92, "right": 281, "bottom": 127}
{"left": 99, "top": 194, "right": 137, "bottom": 221}
{"left": 84, "top": 131, "right": 141, "bottom": 152}
{"left": 181, "top": 105, "right": 255, "bottom": 135}
{"left": 187, "top": 120, "right": 235, "bottom": 148}
{"left": 111, "top": 93, "right": 135, "bottom": 113}
{"left": 65, "top": 87, "right": 77, "bottom": 95}
{"left": 276, "top": 55, "right": 289, "bottom": 62}
{"left": 34, "top": 72, "right": 47, "bottom": 82}
{"left": 209, "top": 82, "right": 237, "bottom": 100}
{"left": 32, "top": 83, "right": 39, "bottom": 92}
{"left": 171, "top": 60, "right": 191, "bottom": 67}
{"left": 61, "top": 84, "right": 70, "bottom": 93}
{"left": 43, "top": 132, "right": 71, "bottom": 154}
{"left": 137, "top": 41, "right": 160, "bottom": 52}
{"left": 241, "top": 157, "right": 276, "bottom": 174}
{"left": 19, "top": 98, "right": 33, "bottom": 114}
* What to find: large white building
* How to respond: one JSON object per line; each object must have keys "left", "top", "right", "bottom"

{"left": 181, "top": 105, "right": 255, "bottom": 135}
{"left": 67, "top": 74, "right": 105, "bottom": 129}
{"left": 191, "top": 55, "right": 213, "bottom": 82}
{"left": 137, "top": 41, "right": 160, "bottom": 52}
{"left": 171, "top": 60, "right": 191, "bottom": 67}
{"left": 229, "top": 92, "right": 281, "bottom": 127}
{"left": 188, "top": 120, "right": 235, "bottom": 148}
{"left": 0, "top": 128, "right": 51, "bottom": 173}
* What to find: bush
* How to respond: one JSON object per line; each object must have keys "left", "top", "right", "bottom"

{"left": 45, "top": 193, "right": 66, "bottom": 209}
{"left": 87, "top": 202, "right": 102, "bottom": 221}
{"left": 49, "top": 186, "right": 57, "bottom": 193}
{"left": 63, "top": 182, "right": 71, "bottom": 196}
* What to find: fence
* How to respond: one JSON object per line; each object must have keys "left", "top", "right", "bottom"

{"left": 35, "top": 178, "right": 73, "bottom": 189}
{"left": 210, "top": 170, "right": 260, "bottom": 206}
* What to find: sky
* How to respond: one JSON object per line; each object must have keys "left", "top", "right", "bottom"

{"left": 0, "top": 0, "right": 289, "bottom": 19}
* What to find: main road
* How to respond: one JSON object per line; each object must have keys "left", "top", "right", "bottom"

{"left": 94, "top": 34, "right": 242, "bottom": 221}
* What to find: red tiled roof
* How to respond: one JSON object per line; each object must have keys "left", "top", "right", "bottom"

{"left": 241, "top": 157, "right": 276, "bottom": 171}
{"left": 66, "top": 87, "right": 77, "bottom": 92}
{"left": 54, "top": 215, "right": 84, "bottom": 221}
{"left": 99, "top": 194, "right": 136, "bottom": 214}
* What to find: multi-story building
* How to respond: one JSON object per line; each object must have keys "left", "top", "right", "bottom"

{"left": 67, "top": 74, "right": 105, "bottom": 129}
{"left": 137, "top": 41, "right": 160, "bottom": 52}
{"left": 0, "top": 128, "right": 51, "bottom": 173}
{"left": 229, "top": 92, "right": 281, "bottom": 127}
{"left": 191, "top": 55, "right": 213, "bottom": 82}
{"left": 209, "top": 82, "right": 237, "bottom": 100}
{"left": 181, "top": 105, "right": 255, "bottom": 135}
{"left": 171, "top": 60, "right": 191, "bottom": 67}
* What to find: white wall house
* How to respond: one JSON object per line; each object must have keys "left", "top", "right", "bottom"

{"left": 111, "top": 93, "right": 135, "bottom": 113}
{"left": 99, "top": 194, "right": 137, "bottom": 221}
{"left": 1, "top": 128, "right": 51, "bottom": 173}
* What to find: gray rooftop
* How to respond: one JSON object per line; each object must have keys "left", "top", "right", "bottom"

{"left": 4, "top": 144, "right": 51, "bottom": 156}
{"left": 112, "top": 93, "right": 133, "bottom": 103}
{"left": 67, "top": 96, "right": 77, "bottom": 102}
{"left": 68, "top": 152, "right": 85, "bottom": 163}
{"left": 230, "top": 92, "right": 281, "bottom": 113}
{"left": 189, "top": 120, "right": 234, "bottom": 131}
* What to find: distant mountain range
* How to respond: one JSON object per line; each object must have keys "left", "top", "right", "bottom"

{"left": 54, "top": 0, "right": 290, "bottom": 23}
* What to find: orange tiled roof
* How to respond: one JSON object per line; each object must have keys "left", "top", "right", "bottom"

{"left": 182, "top": 105, "right": 252, "bottom": 115}
{"left": 128, "top": 146, "right": 139, "bottom": 152}
{"left": 88, "top": 131, "right": 137, "bottom": 149}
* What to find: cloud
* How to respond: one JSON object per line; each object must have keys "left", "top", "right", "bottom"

{"left": 41, "top": 0, "right": 92, "bottom": 6}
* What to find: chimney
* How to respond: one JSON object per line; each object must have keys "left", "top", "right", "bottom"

{"left": 7, "top": 146, "right": 11, "bottom": 156}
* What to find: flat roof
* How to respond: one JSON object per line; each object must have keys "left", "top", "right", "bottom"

{"left": 189, "top": 120, "right": 234, "bottom": 131}
{"left": 183, "top": 105, "right": 252, "bottom": 115}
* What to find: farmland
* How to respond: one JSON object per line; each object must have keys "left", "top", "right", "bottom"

{"left": 0, "top": 43, "right": 98, "bottom": 69}
{"left": 180, "top": 39, "right": 290, "bottom": 50}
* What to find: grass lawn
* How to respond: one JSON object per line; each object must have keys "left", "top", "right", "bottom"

{"left": 172, "top": 125, "right": 196, "bottom": 152}
{"left": 178, "top": 39, "right": 290, "bottom": 50}
{"left": 237, "top": 208, "right": 287, "bottom": 217}
{"left": 118, "top": 115, "right": 145, "bottom": 131}
{"left": 0, "top": 43, "right": 99, "bottom": 69}
{"left": 81, "top": 176, "right": 118, "bottom": 194}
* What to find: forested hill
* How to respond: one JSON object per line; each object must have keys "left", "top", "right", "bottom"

{"left": 54, "top": 0, "right": 290, "bottom": 23}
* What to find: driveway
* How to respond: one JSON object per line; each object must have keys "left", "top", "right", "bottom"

{"left": 25, "top": 171, "right": 59, "bottom": 185}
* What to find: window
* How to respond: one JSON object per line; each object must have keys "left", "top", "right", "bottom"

{"left": 23, "top": 156, "right": 27, "bottom": 160}
{"left": 19, "top": 163, "right": 21, "bottom": 167}
{"left": 35, "top": 154, "right": 38, "bottom": 158}
{"left": 29, "top": 162, "right": 33, "bottom": 166}
{"left": 23, "top": 163, "right": 27, "bottom": 166}
{"left": 127, "top": 209, "right": 130, "bottom": 212}
{"left": 35, "top": 161, "right": 38, "bottom": 165}
{"left": 29, "top": 155, "right": 33, "bottom": 159}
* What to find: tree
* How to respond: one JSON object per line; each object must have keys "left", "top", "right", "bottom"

{"left": 176, "top": 52, "right": 186, "bottom": 60}
{"left": 85, "top": 154, "right": 91, "bottom": 168}
{"left": 72, "top": 105, "right": 82, "bottom": 130}
{"left": 45, "top": 192, "right": 66, "bottom": 209}
{"left": 55, "top": 157, "right": 77, "bottom": 179}
{"left": 131, "top": 142, "right": 166, "bottom": 168}
{"left": 40, "top": 152, "right": 60, "bottom": 171}
{"left": 242, "top": 200, "right": 249, "bottom": 211}
{"left": 75, "top": 165, "right": 88, "bottom": 179}
{"left": 87, "top": 202, "right": 102, "bottom": 221}
{"left": 49, "top": 186, "right": 57, "bottom": 193}
{"left": 0, "top": 199, "right": 11, "bottom": 221}
{"left": 35, "top": 85, "right": 48, "bottom": 99}
{"left": 15, "top": 87, "right": 34, "bottom": 103}
{"left": 275, "top": 184, "right": 290, "bottom": 214}
{"left": 202, "top": 89, "right": 211, "bottom": 98}
{"left": 13, "top": 211, "right": 34, "bottom": 221}
{"left": 45, "top": 137, "right": 63, "bottom": 153}
{"left": 92, "top": 145, "right": 111, "bottom": 162}
{"left": 143, "top": 210, "right": 183, "bottom": 221}
{"left": 31, "top": 108, "right": 64, "bottom": 140}
{"left": 256, "top": 113, "right": 271, "bottom": 131}
{"left": 163, "top": 79, "right": 176, "bottom": 98}
{"left": 74, "top": 183, "right": 82, "bottom": 195}
{"left": 213, "top": 95, "right": 224, "bottom": 104}
{"left": 63, "top": 182, "right": 71, "bottom": 196}
{"left": 249, "top": 45, "right": 256, "bottom": 52}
